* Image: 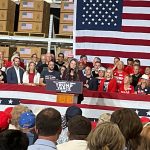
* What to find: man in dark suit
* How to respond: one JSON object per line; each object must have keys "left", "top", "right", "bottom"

{"left": 7, "top": 57, "right": 24, "bottom": 84}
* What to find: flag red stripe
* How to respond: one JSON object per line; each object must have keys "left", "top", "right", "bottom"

{"left": 76, "top": 37, "right": 150, "bottom": 46}
{"left": 122, "top": 13, "right": 150, "bottom": 20}
{"left": 76, "top": 49, "right": 150, "bottom": 59}
{"left": 121, "top": 26, "right": 150, "bottom": 33}
{"left": 123, "top": 1, "right": 150, "bottom": 7}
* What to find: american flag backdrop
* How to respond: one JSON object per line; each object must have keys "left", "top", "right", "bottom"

{"left": 74, "top": 0, "right": 150, "bottom": 66}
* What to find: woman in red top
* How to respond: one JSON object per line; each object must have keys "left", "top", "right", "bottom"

{"left": 23, "top": 61, "right": 40, "bottom": 86}
{"left": 98, "top": 68, "right": 117, "bottom": 92}
{"left": 119, "top": 75, "right": 134, "bottom": 94}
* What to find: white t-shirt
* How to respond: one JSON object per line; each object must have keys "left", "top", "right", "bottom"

{"left": 57, "top": 140, "right": 88, "bottom": 150}
{"left": 14, "top": 66, "right": 21, "bottom": 83}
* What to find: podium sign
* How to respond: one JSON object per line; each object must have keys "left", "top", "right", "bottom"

{"left": 46, "top": 79, "right": 83, "bottom": 94}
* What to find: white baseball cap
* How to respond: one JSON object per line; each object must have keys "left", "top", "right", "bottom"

{"left": 141, "top": 74, "right": 149, "bottom": 80}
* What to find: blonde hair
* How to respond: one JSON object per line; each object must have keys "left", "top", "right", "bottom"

{"left": 11, "top": 105, "right": 30, "bottom": 129}
{"left": 87, "top": 122, "right": 125, "bottom": 150}
{"left": 105, "top": 68, "right": 113, "bottom": 78}
{"left": 97, "top": 113, "right": 111, "bottom": 125}
{"left": 141, "top": 126, "right": 150, "bottom": 140}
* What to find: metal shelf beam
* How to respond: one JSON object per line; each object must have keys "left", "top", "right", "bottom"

{"left": 0, "top": 36, "right": 73, "bottom": 44}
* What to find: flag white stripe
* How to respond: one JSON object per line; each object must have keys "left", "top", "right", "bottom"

{"left": 75, "top": 55, "right": 150, "bottom": 66}
{"left": 123, "top": 6, "right": 150, "bottom": 14}
{"left": 0, "top": 104, "right": 112, "bottom": 119}
{"left": 75, "top": 43, "right": 150, "bottom": 53}
{"left": 122, "top": 19, "right": 150, "bottom": 27}
{"left": 75, "top": 30, "right": 150, "bottom": 40}
{"left": 0, "top": 91, "right": 57, "bottom": 102}
{"left": 82, "top": 97, "right": 150, "bottom": 110}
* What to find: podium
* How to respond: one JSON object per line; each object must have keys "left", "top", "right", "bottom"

{"left": 57, "top": 93, "right": 78, "bottom": 104}
{"left": 46, "top": 79, "right": 83, "bottom": 104}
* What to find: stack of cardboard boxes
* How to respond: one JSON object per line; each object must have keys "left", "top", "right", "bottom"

{"left": 17, "top": 46, "right": 47, "bottom": 65}
{"left": 18, "top": 0, "right": 50, "bottom": 34}
{"left": 59, "top": 0, "right": 73, "bottom": 35}
{"left": 0, "top": 47, "right": 16, "bottom": 61}
{"left": 0, "top": 0, "right": 16, "bottom": 32}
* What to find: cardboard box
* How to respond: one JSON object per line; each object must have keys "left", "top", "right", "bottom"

{"left": 0, "top": 21, "right": 10, "bottom": 31}
{"left": 0, "top": 6, "right": 16, "bottom": 20}
{"left": 18, "top": 1, "right": 50, "bottom": 34}
{"left": 61, "top": 2, "right": 74, "bottom": 12}
{"left": 0, "top": 47, "right": 9, "bottom": 58}
{"left": 18, "top": 22, "right": 43, "bottom": 33}
{"left": 59, "top": 23, "right": 73, "bottom": 35}
{"left": 17, "top": 46, "right": 47, "bottom": 58}
{"left": 60, "top": 12, "right": 73, "bottom": 24}
{"left": 56, "top": 47, "right": 73, "bottom": 58}
{"left": 20, "top": 0, "right": 50, "bottom": 11}
{"left": 0, "top": 2, "right": 16, "bottom": 31}
{"left": 19, "top": 11, "right": 44, "bottom": 22}
{"left": 0, "top": 0, "right": 15, "bottom": 10}
{"left": 0, "top": 47, "right": 16, "bottom": 58}
{"left": 0, "top": 10, "right": 8, "bottom": 21}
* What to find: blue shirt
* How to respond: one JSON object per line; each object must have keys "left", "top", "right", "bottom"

{"left": 28, "top": 139, "right": 57, "bottom": 150}
{"left": 26, "top": 132, "right": 35, "bottom": 145}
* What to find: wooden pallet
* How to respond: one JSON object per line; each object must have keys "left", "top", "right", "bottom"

{"left": 14, "top": 32, "right": 47, "bottom": 38}
{"left": 55, "top": 34, "right": 73, "bottom": 39}
{"left": 30, "top": 33, "right": 47, "bottom": 38}
{"left": 14, "top": 32, "right": 30, "bottom": 36}
{"left": 0, "top": 31, "right": 13, "bottom": 36}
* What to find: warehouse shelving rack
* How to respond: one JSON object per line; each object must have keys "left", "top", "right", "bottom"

{"left": 0, "top": 1, "right": 73, "bottom": 53}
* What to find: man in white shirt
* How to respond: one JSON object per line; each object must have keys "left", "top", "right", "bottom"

{"left": 7, "top": 57, "right": 24, "bottom": 84}
{"left": 57, "top": 116, "right": 92, "bottom": 150}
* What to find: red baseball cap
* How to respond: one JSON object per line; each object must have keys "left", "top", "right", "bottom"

{"left": 0, "top": 111, "right": 10, "bottom": 131}
{"left": 140, "top": 117, "right": 150, "bottom": 123}
{"left": 4, "top": 107, "right": 13, "bottom": 119}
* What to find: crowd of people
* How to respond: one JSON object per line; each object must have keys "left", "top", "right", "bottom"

{"left": 0, "top": 105, "right": 150, "bottom": 150}
{"left": 0, "top": 51, "right": 149, "bottom": 96}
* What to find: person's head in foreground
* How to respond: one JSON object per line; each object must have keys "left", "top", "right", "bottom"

{"left": 97, "top": 113, "right": 111, "bottom": 125}
{"left": 87, "top": 122, "right": 125, "bottom": 150}
{"left": 35, "top": 107, "right": 62, "bottom": 141}
{"left": 141, "top": 125, "right": 150, "bottom": 141}
{"left": 11, "top": 105, "right": 30, "bottom": 129}
{"left": 65, "top": 105, "right": 82, "bottom": 122}
{"left": 0, "top": 111, "right": 10, "bottom": 132}
{"left": 0, "top": 129, "right": 29, "bottom": 150}
{"left": 68, "top": 115, "right": 92, "bottom": 140}
{"left": 110, "top": 108, "right": 150, "bottom": 150}
{"left": 19, "top": 111, "right": 36, "bottom": 130}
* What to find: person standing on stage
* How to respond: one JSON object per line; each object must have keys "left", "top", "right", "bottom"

{"left": 62, "top": 58, "right": 84, "bottom": 104}
{"left": 83, "top": 66, "right": 98, "bottom": 91}
{"left": 7, "top": 57, "right": 24, "bottom": 84}
{"left": 98, "top": 68, "right": 117, "bottom": 92}
{"left": 62, "top": 58, "right": 84, "bottom": 82}
{"left": 23, "top": 61, "right": 40, "bottom": 86}
{"left": 39, "top": 60, "right": 61, "bottom": 86}
{"left": 113, "top": 61, "right": 127, "bottom": 88}
{"left": 119, "top": 75, "right": 134, "bottom": 94}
